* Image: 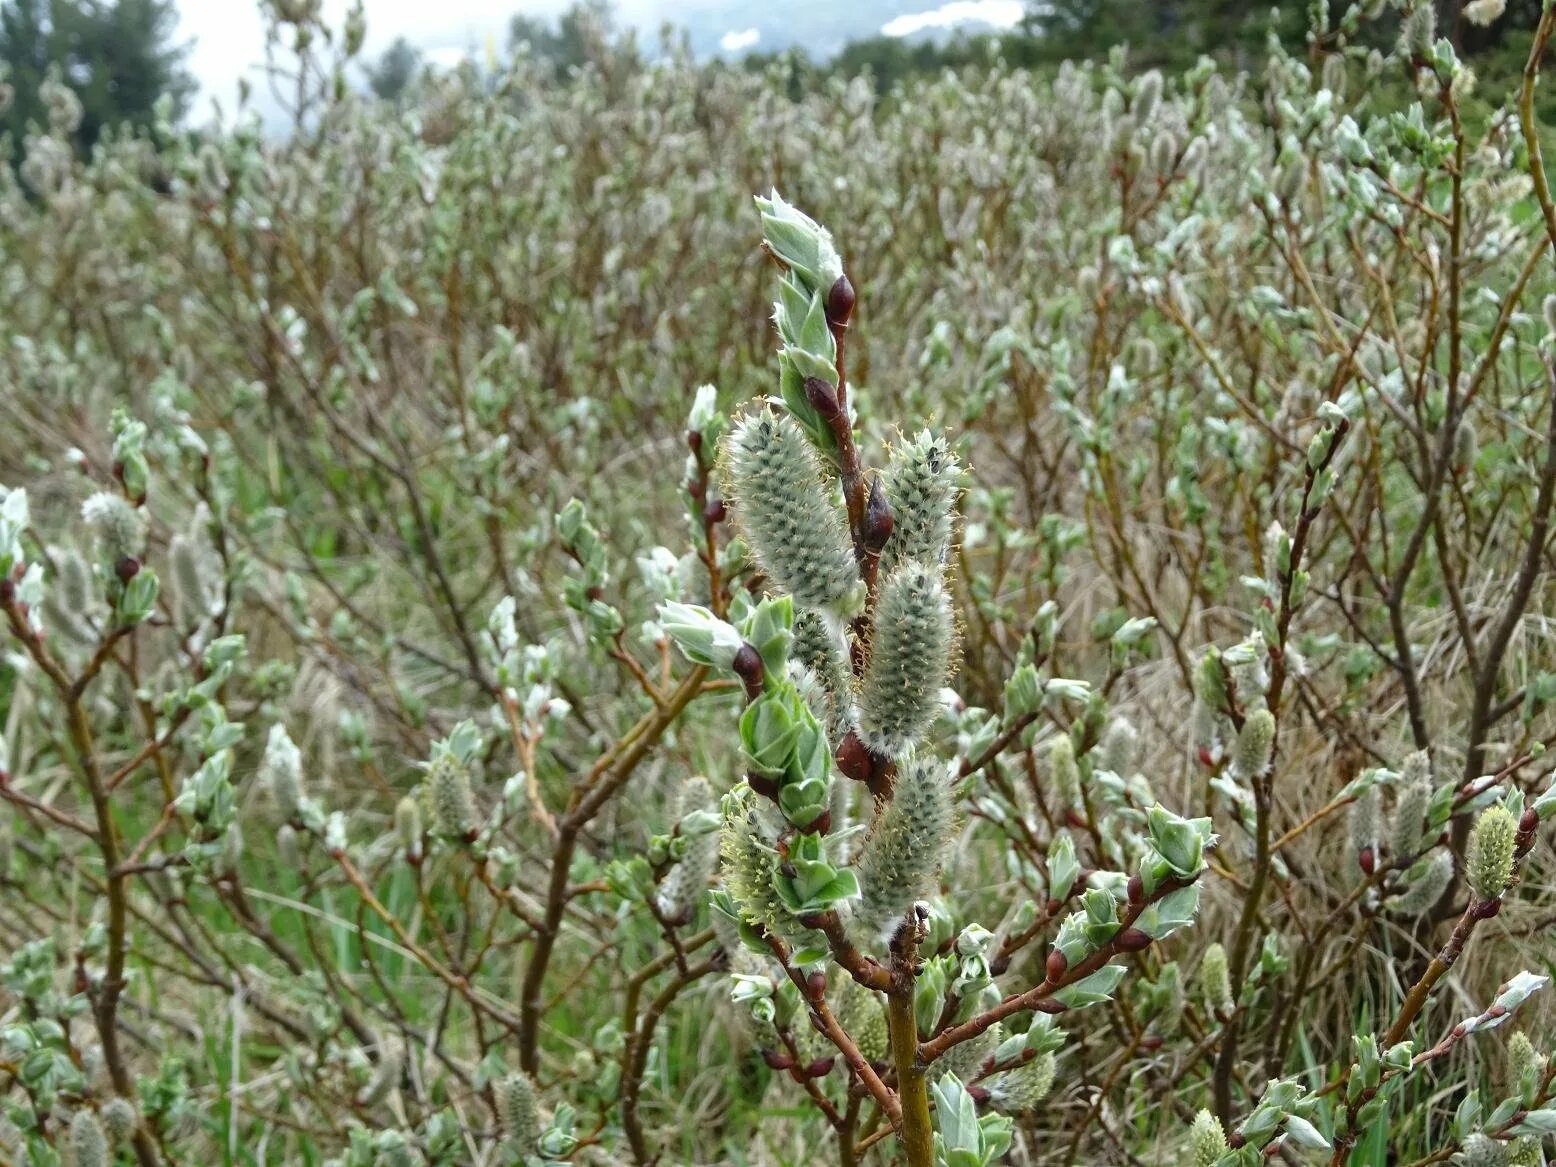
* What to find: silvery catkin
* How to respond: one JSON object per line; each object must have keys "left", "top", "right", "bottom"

{"left": 724, "top": 408, "right": 863, "bottom": 617}
{"left": 878, "top": 430, "right": 960, "bottom": 575}
{"left": 1391, "top": 750, "right": 1432, "bottom": 858}
{"left": 857, "top": 562, "right": 953, "bottom": 757}
{"left": 852, "top": 754, "right": 954, "bottom": 941}
{"left": 655, "top": 776, "right": 720, "bottom": 921}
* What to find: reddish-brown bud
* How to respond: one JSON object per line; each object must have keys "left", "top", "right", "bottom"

{"left": 835, "top": 730, "right": 873, "bottom": 783}
{"left": 1358, "top": 845, "right": 1376, "bottom": 875}
{"left": 732, "top": 644, "right": 765, "bottom": 702}
{"left": 761, "top": 1048, "right": 794, "bottom": 1071}
{"left": 806, "top": 970, "right": 828, "bottom": 999}
{"left": 687, "top": 429, "right": 703, "bottom": 454}
{"left": 804, "top": 376, "right": 841, "bottom": 420}
{"left": 805, "top": 1056, "right": 836, "bottom": 1079}
{"left": 703, "top": 495, "right": 727, "bottom": 524}
{"left": 1117, "top": 927, "right": 1153, "bottom": 952}
{"left": 826, "top": 274, "right": 856, "bottom": 328}
{"left": 115, "top": 556, "right": 141, "bottom": 583}
{"left": 1045, "top": 948, "right": 1068, "bottom": 982}
{"left": 1127, "top": 873, "right": 1144, "bottom": 904}
{"left": 863, "top": 476, "right": 895, "bottom": 553}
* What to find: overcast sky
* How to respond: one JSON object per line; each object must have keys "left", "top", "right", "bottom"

{"left": 174, "top": 0, "right": 1025, "bottom": 126}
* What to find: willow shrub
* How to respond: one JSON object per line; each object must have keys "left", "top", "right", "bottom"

{"left": 4, "top": 1, "right": 1556, "bottom": 1164}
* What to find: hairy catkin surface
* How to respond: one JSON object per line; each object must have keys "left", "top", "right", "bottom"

{"left": 878, "top": 430, "right": 960, "bottom": 575}
{"left": 852, "top": 754, "right": 954, "bottom": 942}
{"left": 857, "top": 562, "right": 953, "bottom": 757}
{"left": 723, "top": 409, "right": 861, "bottom": 615}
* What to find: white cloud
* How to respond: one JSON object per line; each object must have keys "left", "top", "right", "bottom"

{"left": 719, "top": 27, "right": 760, "bottom": 53}
{"left": 880, "top": 0, "right": 1024, "bottom": 38}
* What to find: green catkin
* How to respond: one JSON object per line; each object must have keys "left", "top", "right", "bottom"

{"left": 496, "top": 1072, "right": 539, "bottom": 1153}
{"left": 721, "top": 785, "right": 815, "bottom": 942}
{"left": 1388, "top": 849, "right": 1453, "bottom": 917}
{"left": 394, "top": 796, "right": 423, "bottom": 862}
{"left": 852, "top": 754, "right": 955, "bottom": 942}
{"left": 656, "top": 777, "right": 720, "bottom": 921}
{"left": 427, "top": 751, "right": 476, "bottom": 840}
{"left": 1133, "top": 70, "right": 1162, "bottom": 122}
{"left": 1049, "top": 735, "right": 1082, "bottom": 807}
{"left": 1150, "top": 129, "right": 1177, "bottom": 177}
{"left": 724, "top": 408, "right": 862, "bottom": 616}
{"left": 856, "top": 562, "right": 953, "bottom": 757}
{"left": 1100, "top": 717, "right": 1140, "bottom": 776}
{"left": 1188, "top": 1109, "right": 1229, "bottom": 1166}
{"left": 1506, "top": 1032, "right": 1546, "bottom": 1105}
{"left": 1467, "top": 804, "right": 1518, "bottom": 901}
{"left": 933, "top": 1023, "right": 1001, "bottom": 1083}
{"left": 1391, "top": 751, "right": 1432, "bottom": 858}
{"left": 1199, "top": 943, "right": 1233, "bottom": 1018}
{"left": 1507, "top": 1138, "right": 1541, "bottom": 1167}
{"left": 1233, "top": 708, "right": 1275, "bottom": 779}
{"left": 835, "top": 980, "right": 888, "bottom": 1063}
{"left": 988, "top": 1051, "right": 1056, "bottom": 1113}
{"left": 70, "top": 1110, "right": 109, "bottom": 1167}
{"left": 1321, "top": 52, "right": 1347, "bottom": 98}
{"left": 791, "top": 608, "right": 854, "bottom": 740}
{"left": 878, "top": 431, "right": 960, "bottom": 575}
{"left": 1457, "top": 1133, "right": 1508, "bottom": 1167}
{"left": 100, "top": 1097, "right": 136, "bottom": 1144}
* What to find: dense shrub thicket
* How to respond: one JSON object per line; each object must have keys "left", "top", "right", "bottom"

{"left": 4, "top": 2, "right": 1556, "bottom": 1164}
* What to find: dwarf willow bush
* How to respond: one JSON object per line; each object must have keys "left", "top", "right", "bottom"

{"left": 4, "top": 1, "right": 1556, "bottom": 1164}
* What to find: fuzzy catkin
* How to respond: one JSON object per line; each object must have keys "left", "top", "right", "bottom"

{"left": 80, "top": 492, "right": 144, "bottom": 565}
{"left": 835, "top": 980, "right": 888, "bottom": 1064}
{"left": 1457, "top": 1133, "right": 1508, "bottom": 1167}
{"left": 394, "top": 796, "right": 423, "bottom": 862}
{"left": 1048, "top": 735, "right": 1082, "bottom": 807}
{"left": 496, "top": 1072, "right": 539, "bottom": 1152}
{"left": 852, "top": 755, "right": 954, "bottom": 942}
{"left": 1100, "top": 717, "right": 1140, "bottom": 777}
{"left": 1349, "top": 786, "right": 1381, "bottom": 855}
{"left": 1233, "top": 709, "right": 1275, "bottom": 779}
{"left": 791, "top": 608, "right": 854, "bottom": 740}
{"left": 1199, "top": 943, "right": 1233, "bottom": 1017}
{"left": 656, "top": 777, "right": 720, "bottom": 921}
{"left": 878, "top": 431, "right": 960, "bottom": 575}
{"left": 70, "top": 1110, "right": 109, "bottom": 1167}
{"left": 989, "top": 1051, "right": 1055, "bottom": 1113}
{"left": 100, "top": 1098, "right": 136, "bottom": 1144}
{"left": 721, "top": 785, "right": 814, "bottom": 943}
{"left": 724, "top": 409, "right": 862, "bottom": 616}
{"left": 1391, "top": 752, "right": 1432, "bottom": 858}
{"left": 857, "top": 562, "right": 953, "bottom": 757}
{"left": 1188, "top": 1109, "right": 1229, "bottom": 1166}
{"left": 260, "top": 724, "right": 303, "bottom": 819}
{"left": 1467, "top": 805, "right": 1517, "bottom": 901}
{"left": 932, "top": 1023, "right": 1000, "bottom": 1083}
{"left": 1388, "top": 850, "right": 1452, "bottom": 918}
{"left": 427, "top": 752, "right": 476, "bottom": 840}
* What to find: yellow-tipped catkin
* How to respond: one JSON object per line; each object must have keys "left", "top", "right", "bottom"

{"left": 1199, "top": 943, "right": 1233, "bottom": 1017}
{"left": 70, "top": 1110, "right": 109, "bottom": 1167}
{"left": 724, "top": 409, "right": 862, "bottom": 616}
{"left": 1507, "top": 1030, "right": 1545, "bottom": 1090}
{"left": 853, "top": 755, "right": 955, "bottom": 942}
{"left": 1233, "top": 708, "right": 1275, "bottom": 779}
{"left": 496, "top": 1072, "right": 539, "bottom": 1152}
{"left": 427, "top": 751, "right": 476, "bottom": 840}
{"left": 989, "top": 1051, "right": 1055, "bottom": 1113}
{"left": 878, "top": 430, "right": 960, "bottom": 575}
{"left": 835, "top": 979, "right": 888, "bottom": 1064}
{"left": 1466, "top": 804, "right": 1518, "bottom": 902}
{"left": 857, "top": 562, "right": 953, "bottom": 757}
{"left": 1188, "top": 1109, "right": 1229, "bottom": 1166}
{"left": 721, "top": 785, "right": 810, "bottom": 942}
